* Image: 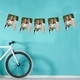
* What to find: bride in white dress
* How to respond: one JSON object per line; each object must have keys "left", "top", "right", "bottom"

{"left": 12, "top": 16, "right": 18, "bottom": 30}
{"left": 68, "top": 15, "right": 76, "bottom": 28}
{"left": 34, "top": 20, "right": 40, "bottom": 34}
{"left": 5, "top": 16, "right": 13, "bottom": 28}
{"left": 27, "top": 19, "right": 32, "bottom": 33}
{"left": 64, "top": 16, "right": 71, "bottom": 31}
{"left": 53, "top": 18, "right": 60, "bottom": 32}
{"left": 39, "top": 19, "right": 45, "bottom": 33}
{"left": 49, "top": 19, "right": 56, "bottom": 33}
{"left": 20, "top": 19, "right": 27, "bottom": 32}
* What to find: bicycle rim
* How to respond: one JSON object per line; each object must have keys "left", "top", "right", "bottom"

{"left": 5, "top": 51, "right": 32, "bottom": 78}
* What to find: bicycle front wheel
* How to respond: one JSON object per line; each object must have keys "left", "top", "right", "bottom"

{"left": 5, "top": 51, "right": 32, "bottom": 78}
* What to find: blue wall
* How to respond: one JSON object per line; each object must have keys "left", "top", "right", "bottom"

{"left": 0, "top": 0, "right": 80, "bottom": 75}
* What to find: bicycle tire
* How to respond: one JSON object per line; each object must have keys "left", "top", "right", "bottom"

{"left": 5, "top": 51, "right": 32, "bottom": 78}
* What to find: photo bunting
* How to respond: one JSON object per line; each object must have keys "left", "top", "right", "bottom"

{"left": 20, "top": 17, "right": 32, "bottom": 33}
{"left": 63, "top": 13, "right": 76, "bottom": 31}
{"left": 4, "top": 14, "right": 19, "bottom": 30}
{"left": 48, "top": 17, "right": 60, "bottom": 33}
{"left": 34, "top": 18, "right": 45, "bottom": 34}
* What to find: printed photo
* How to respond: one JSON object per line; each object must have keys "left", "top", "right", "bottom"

{"left": 34, "top": 19, "right": 45, "bottom": 34}
{"left": 4, "top": 14, "right": 19, "bottom": 30}
{"left": 48, "top": 17, "right": 60, "bottom": 33}
{"left": 63, "top": 14, "right": 76, "bottom": 31}
{"left": 20, "top": 17, "right": 32, "bottom": 33}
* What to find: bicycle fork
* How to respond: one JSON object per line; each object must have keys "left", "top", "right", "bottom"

{"left": 11, "top": 49, "right": 19, "bottom": 66}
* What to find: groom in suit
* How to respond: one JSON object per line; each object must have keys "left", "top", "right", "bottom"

{"left": 27, "top": 18, "right": 32, "bottom": 33}
{"left": 68, "top": 15, "right": 76, "bottom": 28}
{"left": 53, "top": 18, "right": 60, "bottom": 32}
{"left": 39, "top": 19, "right": 45, "bottom": 33}
{"left": 12, "top": 16, "right": 18, "bottom": 30}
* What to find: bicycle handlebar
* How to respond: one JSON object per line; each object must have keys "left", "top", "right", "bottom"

{"left": 9, "top": 41, "right": 16, "bottom": 45}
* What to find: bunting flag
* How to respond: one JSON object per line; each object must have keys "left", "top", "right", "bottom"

{"left": 63, "top": 13, "right": 76, "bottom": 31}
{"left": 20, "top": 17, "right": 32, "bottom": 33}
{"left": 34, "top": 18, "right": 45, "bottom": 34}
{"left": 4, "top": 14, "right": 19, "bottom": 30}
{"left": 48, "top": 17, "right": 60, "bottom": 33}
{"left": 0, "top": 9, "right": 79, "bottom": 33}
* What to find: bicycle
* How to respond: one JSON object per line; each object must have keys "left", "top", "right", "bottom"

{"left": 0, "top": 41, "right": 32, "bottom": 78}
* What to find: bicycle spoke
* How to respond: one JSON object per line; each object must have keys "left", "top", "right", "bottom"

{"left": 21, "top": 63, "right": 29, "bottom": 66}
{"left": 12, "top": 67, "right": 19, "bottom": 75}
{"left": 18, "top": 66, "right": 27, "bottom": 75}
{"left": 8, "top": 64, "right": 16, "bottom": 66}
{"left": 21, "top": 66, "right": 29, "bottom": 71}
{"left": 15, "top": 54, "right": 20, "bottom": 62}
{"left": 9, "top": 56, "right": 17, "bottom": 63}
{"left": 19, "top": 58, "right": 25, "bottom": 62}
{"left": 16, "top": 54, "right": 24, "bottom": 62}
{"left": 9, "top": 66, "right": 18, "bottom": 73}
{"left": 20, "top": 57, "right": 29, "bottom": 63}
{"left": 19, "top": 67, "right": 24, "bottom": 75}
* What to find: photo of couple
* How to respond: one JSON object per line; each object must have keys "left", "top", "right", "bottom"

{"left": 20, "top": 18, "right": 32, "bottom": 33}
{"left": 34, "top": 19, "right": 45, "bottom": 34}
{"left": 48, "top": 17, "right": 60, "bottom": 33}
{"left": 4, "top": 14, "right": 19, "bottom": 30}
{"left": 63, "top": 14, "right": 76, "bottom": 31}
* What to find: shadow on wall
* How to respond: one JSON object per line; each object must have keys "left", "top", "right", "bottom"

{"left": 17, "top": 41, "right": 56, "bottom": 75}
{"left": 31, "top": 54, "right": 56, "bottom": 75}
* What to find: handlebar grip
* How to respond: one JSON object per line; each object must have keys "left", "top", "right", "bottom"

{"left": 12, "top": 41, "right": 16, "bottom": 43}
{"left": 9, "top": 41, "right": 16, "bottom": 45}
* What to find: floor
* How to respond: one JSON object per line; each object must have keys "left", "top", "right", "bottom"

{"left": 0, "top": 76, "right": 80, "bottom": 80}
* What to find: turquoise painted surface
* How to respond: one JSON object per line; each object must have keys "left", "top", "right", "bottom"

{"left": 0, "top": 0, "right": 80, "bottom": 75}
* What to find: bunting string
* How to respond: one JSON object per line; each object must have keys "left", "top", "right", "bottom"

{"left": 0, "top": 10, "right": 8, "bottom": 15}
{"left": 74, "top": 11, "right": 80, "bottom": 14}
{"left": 0, "top": 9, "right": 80, "bottom": 17}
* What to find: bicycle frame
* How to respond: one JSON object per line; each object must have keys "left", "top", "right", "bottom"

{"left": 0, "top": 45, "right": 19, "bottom": 65}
